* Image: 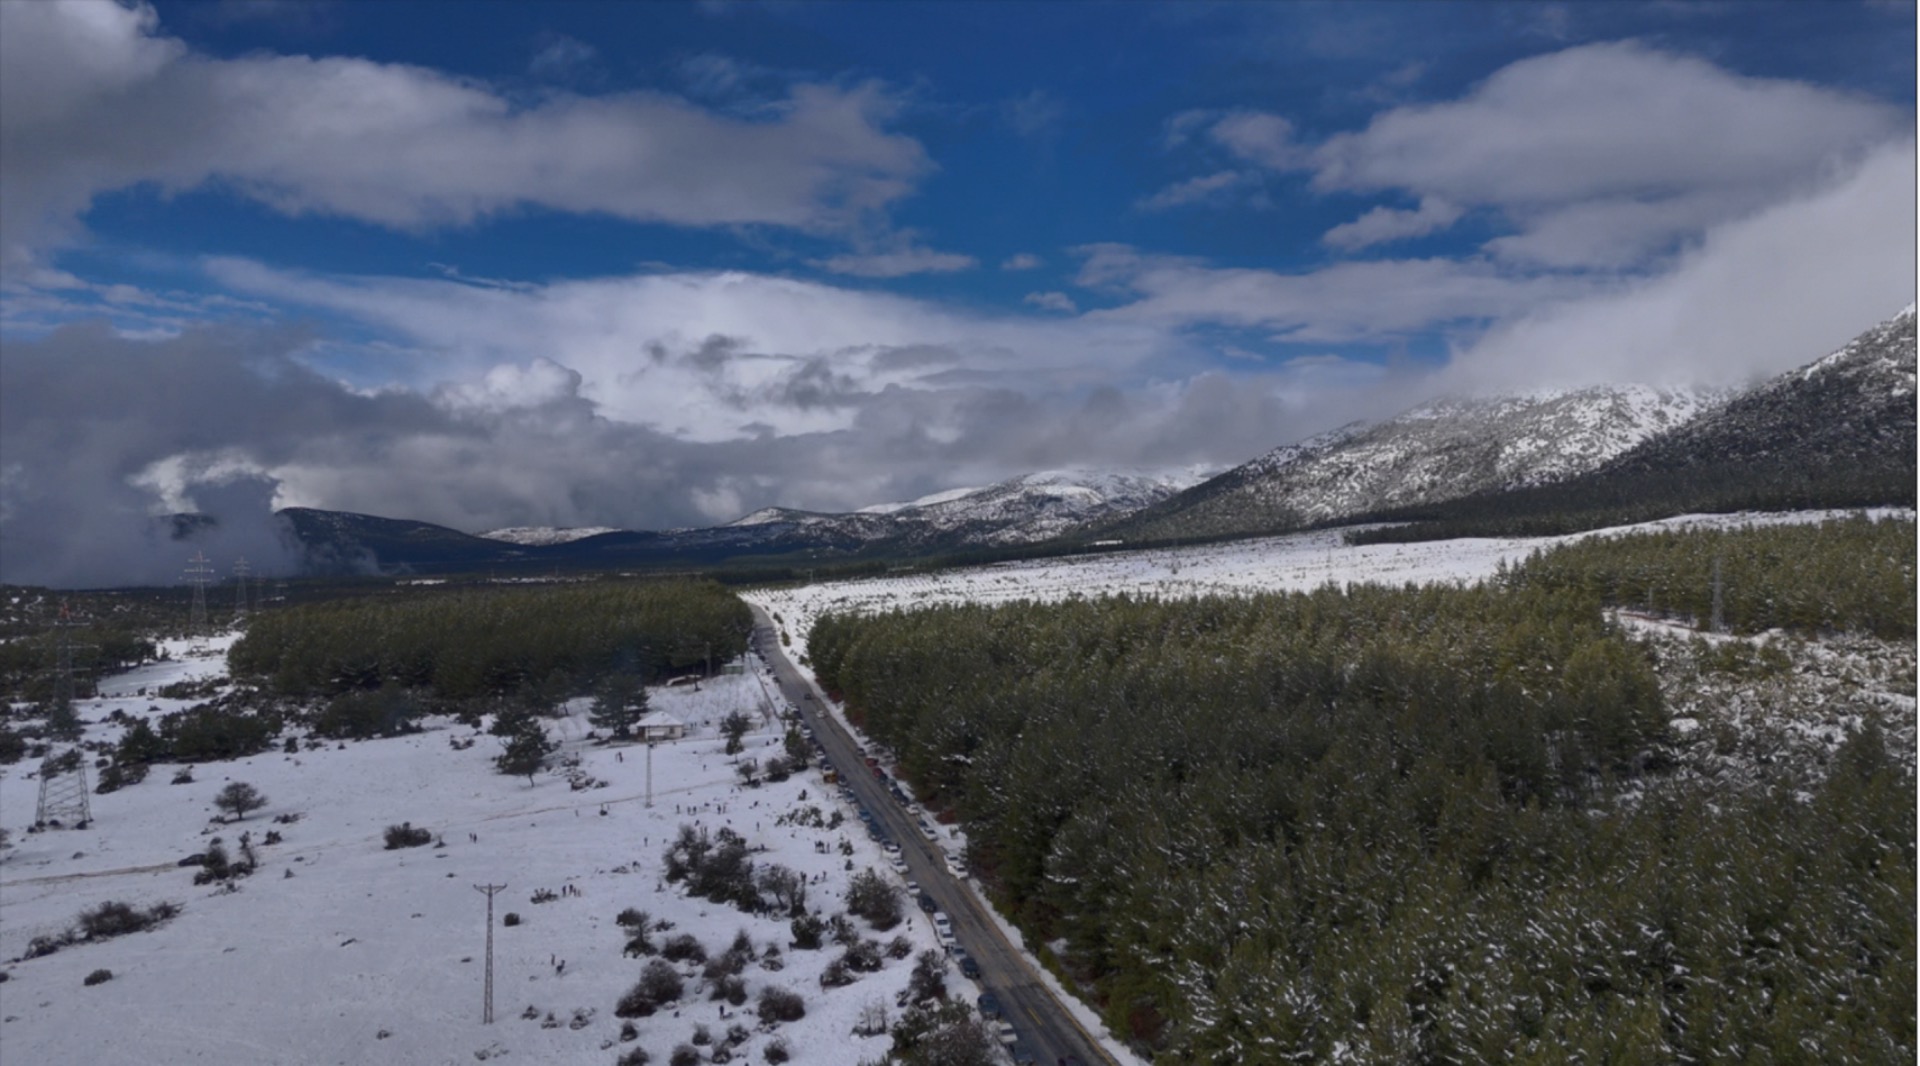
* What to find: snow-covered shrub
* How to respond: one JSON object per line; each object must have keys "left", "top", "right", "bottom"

{"left": 616, "top": 1047, "right": 650, "bottom": 1066}
{"left": 83, "top": 968, "right": 113, "bottom": 986}
{"left": 788, "top": 913, "right": 824, "bottom": 950}
{"left": 763, "top": 1037, "right": 791, "bottom": 1064}
{"left": 660, "top": 933, "right": 707, "bottom": 964}
{"left": 668, "top": 1044, "right": 700, "bottom": 1066}
{"left": 757, "top": 986, "right": 805, "bottom": 1024}
{"left": 78, "top": 900, "right": 178, "bottom": 940}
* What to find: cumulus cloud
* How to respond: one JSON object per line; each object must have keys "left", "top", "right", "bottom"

{"left": 1310, "top": 41, "right": 1906, "bottom": 266}
{"left": 1000, "top": 253, "right": 1042, "bottom": 271}
{"left": 0, "top": 0, "right": 929, "bottom": 273}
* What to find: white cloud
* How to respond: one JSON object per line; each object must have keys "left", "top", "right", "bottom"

{"left": 1136, "top": 170, "right": 1248, "bottom": 211}
{"left": 0, "top": 0, "right": 929, "bottom": 273}
{"left": 1003, "top": 89, "right": 1065, "bottom": 138}
{"left": 810, "top": 246, "right": 978, "bottom": 278}
{"left": 1001, "top": 253, "right": 1042, "bottom": 271}
{"left": 1448, "top": 138, "right": 1917, "bottom": 391}
{"left": 1023, "top": 291, "right": 1077, "bottom": 314}
{"left": 1208, "top": 111, "right": 1306, "bottom": 170}
{"left": 1308, "top": 41, "right": 1906, "bottom": 267}
{"left": 1075, "top": 244, "right": 1593, "bottom": 343}
{"left": 1321, "top": 197, "right": 1463, "bottom": 250}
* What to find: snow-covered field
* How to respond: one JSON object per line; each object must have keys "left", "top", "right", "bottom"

{"left": 1, "top": 642, "right": 943, "bottom": 1066}
{"left": 748, "top": 508, "right": 1913, "bottom": 667}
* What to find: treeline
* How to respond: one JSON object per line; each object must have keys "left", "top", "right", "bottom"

{"left": 809, "top": 581, "right": 1913, "bottom": 1062}
{"left": 1505, "top": 514, "right": 1914, "bottom": 640}
{"left": 1346, "top": 458, "right": 1914, "bottom": 545}
{"left": 230, "top": 578, "right": 751, "bottom": 700}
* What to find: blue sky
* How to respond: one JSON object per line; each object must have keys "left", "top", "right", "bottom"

{"left": 0, "top": 0, "right": 1914, "bottom": 585}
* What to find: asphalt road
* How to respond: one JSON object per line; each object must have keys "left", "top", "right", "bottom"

{"left": 748, "top": 604, "right": 1111, "bottom": 1066}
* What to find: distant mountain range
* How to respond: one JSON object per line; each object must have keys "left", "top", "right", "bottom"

{"left": 254, "top": 304, "right": 1916, "bottom": 576}
{"left": 277, "top": 468, "right": 1208, "bottom": 576}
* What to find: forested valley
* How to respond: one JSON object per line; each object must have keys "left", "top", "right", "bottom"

{"left": 808, "top": 518, "right": 1914, "bottom": 1064}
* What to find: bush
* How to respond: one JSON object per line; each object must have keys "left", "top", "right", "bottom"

{"left": 845, "top": 868, "right": 902, "bottom": 930}
{"left": 691, "top": 1023, "right": 713, "bottom": 1046}
{"left": 502, "top": 912, "right": 521, "bottom": 927}
{"left": 819, "top": 958, "right": 854, "bottom": 988}
{"left": 661, "top": 933, "right": 707, "bottom": 964}
{"left": 616, "top": 1047, "right": 651, "bottom": 1066}
{"left": 669, "top": 1046, "right": 700, "bottom": 1066}
{"left": 616, "top": 907, "right": 651, "bottom": 929}
{"left": 757, "top": 985, "right": 806, "bottom": 1024}
{"left": 789, "top": 912, "right": 824, "bottom": 950}
{"left": 78, "top": 900, "right": 178, "bottom": 940}
{"left": 614, "top": 959, "right": 685, "bottom": 1019}
{"left": 384, "top": 822, "right": 432, "bottom": 849}
{"left": 763, "top": 1037, "right": 791, "bottom": 1064}
{"left": 710, "top": 974, "right": 748, "bottom": 1006}
{"left": 83, "top": 968, "right": 113, "bottom": 986}
{"left": 841, "top": 939, "right": 883, "bottom": 973}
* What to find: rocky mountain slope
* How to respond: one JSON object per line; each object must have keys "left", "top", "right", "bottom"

{"left": 1110, "top": 385, "right": 1727, "bottom": 543}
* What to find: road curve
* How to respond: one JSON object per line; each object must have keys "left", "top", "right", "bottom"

{"left": 747, "top": 603, "right": 1115, "bottom": 1066}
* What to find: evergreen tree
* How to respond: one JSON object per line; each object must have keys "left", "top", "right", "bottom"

{"left": 496, "top": 723, "right": 554, "bottom": 785}
{"left": 589, "top": 672, "right": 649, "bottom": 739}
{"left": 721, "top": 711, "right": 752, "bottom": 755}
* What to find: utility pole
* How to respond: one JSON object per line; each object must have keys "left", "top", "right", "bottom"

{"left": 185, "top": 551, "right": 214, "bottom": 650}
{"left": 473, "top": 883, "right": 507, "bottom": 1023}
{"left": 232, "top": 557, "right": 251, "bottom": 621}
{"left": 645, "top": 741, "right": 655, "bottom": 809}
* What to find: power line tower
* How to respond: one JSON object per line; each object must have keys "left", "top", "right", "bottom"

{"left": 232, "top": 557, "right": 252, "bottom": 622}
{"left": 34, "top": 748, "right": 92, "bottom": 829}
{"left": 184, "top": 551, "right": 214, "bottom": 650}
{"left": 473, "top": 883, "right": 507, "bottom": 1023}
{"left": 45, "top": 601, "right": 89, "bottom": 740}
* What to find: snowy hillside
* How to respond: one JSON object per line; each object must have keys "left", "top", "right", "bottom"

{"left": 723, "top": 468, "right": 1209, "bottom": 553}
{"left": 0, "top": 647, "right": 950, "bottom": 1066}
{"left": 478, "top": 526, "right": 625, "bottom": 546}
{"left": 1115, "top": 384, "right": 1726, "bottom": 542}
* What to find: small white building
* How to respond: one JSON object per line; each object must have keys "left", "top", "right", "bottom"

{"left": 635, "top": 709, "right": 688, "bottom": 741}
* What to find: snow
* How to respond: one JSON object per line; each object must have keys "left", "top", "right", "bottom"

{"left": 1, "top": 646, "right": 947, "bottom": 1066}
{"left": 478, "top": 527, "right": 624, "bottom": 546}
{"left": 749, "top": 508, "right": 1912, "bottom": 668}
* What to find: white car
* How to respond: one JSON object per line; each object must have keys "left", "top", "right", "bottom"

{"left": 888, "top": 853, "right": 908, "bottom": 874}
{"left": 994, "top": 1020, "right": 1017, "bottom": 1046}
{"left": 932, "top": 911, "right": 953, "bottom": 939}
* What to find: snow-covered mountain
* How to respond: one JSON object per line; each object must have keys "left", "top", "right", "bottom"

{"left": 1113, "top": 384, "right": 1728, "bottom": 542}
{"left": 478, "top": 525, "right": 625, "bottom": 546}
{"left": 727, "top": 468, "right": 1211, "bottom": 552}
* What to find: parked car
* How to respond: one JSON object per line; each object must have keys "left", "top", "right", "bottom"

{"left": 955, "top": 950, "right": 980, "bottom": 979}
{"left": 918, "top": 892, "right": 937, "bottom": 912}
{"left": 976, "top": 992, "right": 1003, "bottom": 1019}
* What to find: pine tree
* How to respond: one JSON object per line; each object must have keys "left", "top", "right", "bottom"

{"left": 590, "top": 672, "right": 648, "bottom": 740}
{"left": 496, "top": 723, "right": 555, "bottom": 785}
